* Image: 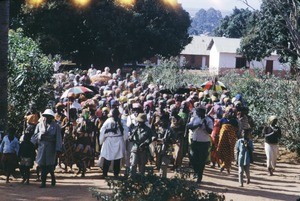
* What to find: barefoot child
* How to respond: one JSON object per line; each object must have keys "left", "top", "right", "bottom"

{"left": 236, "top": 130, "right": 254, "bottom": 187}
{"left": 0, "top": 128, "right": 20, "bottom": 183}
{"left": 18, "top": 132, "right": 36, "bottom": 184}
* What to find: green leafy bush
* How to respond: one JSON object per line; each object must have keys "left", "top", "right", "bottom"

{"left": 8, "top": 29, "right": 54, "bottom": 134}
{"left": 221, "top": 69, "right": 300, "bottom": 155}
{"left": 141, "top": 57, "right": 210, "bottom": 92}
{"left": 90, "top": 172, "right": 225, "bottom": 201}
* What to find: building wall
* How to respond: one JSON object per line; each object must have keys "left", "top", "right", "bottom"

{"left": 208, "top": 45, "right": 220, "bottom": 74}
{"left": 209, "top": 48, "right": 290, "bottom": 76}
{"left": 249, "top": 55, "right": 290, "bottom": 71}
{"left": 219, "top": 53, "right": 238, "bottom": 68}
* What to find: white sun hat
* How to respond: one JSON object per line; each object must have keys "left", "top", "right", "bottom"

{"left": 42, "top": 109, "right": 55, "bottom": 117}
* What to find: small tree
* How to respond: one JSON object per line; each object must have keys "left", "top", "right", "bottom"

{"left": 8, "top": 29, "right": 54, "bottom": 134}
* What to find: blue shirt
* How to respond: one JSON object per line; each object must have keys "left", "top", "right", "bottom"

{"left": 0, "top": 135, "right": 20, "bottom": 154}
{"left": 236, "top": 138, "right": 254, "bottom": 166}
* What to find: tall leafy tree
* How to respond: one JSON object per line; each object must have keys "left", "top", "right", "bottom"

{"left": 16, "top": 0, "right": 191, "bottom": 67}
{"left": 0, "top": 0, "right": 9, "bottom": 132}
{"left": 189, "top": 8, "right": 222, "bottom": 36}
{"left": 239, "top": 0, "right": 300, "bottom": 71}
{"left": 214, "top": 8, "right": 255, "bottom": 38}
{"left": 126, "top": 0, "right": 191, "bottom": 62}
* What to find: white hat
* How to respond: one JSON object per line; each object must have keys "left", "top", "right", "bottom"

{"left": 42, "top": 109, "right": 55, "bottom": 117}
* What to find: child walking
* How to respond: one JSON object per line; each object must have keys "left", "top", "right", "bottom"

{"left": 236, "top": 131, "right": 254, "bottom": 187}
{"left": 0, "top": 128, "right": 20, "bottom": 183}
{"left": 18, "top": 132, "right": 36, "bottom": 184}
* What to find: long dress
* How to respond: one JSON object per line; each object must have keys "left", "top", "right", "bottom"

{"left": 210, "top": 118, "right": 221, "bottom": 165}
{"left": 217, "top": 119, "right": 238, "bottom": 171}
{"left": 60, "top": 117, "right": 76, "bottom": 170}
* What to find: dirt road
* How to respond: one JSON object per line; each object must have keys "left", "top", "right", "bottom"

{"left": 0, "top": 143, "right": 300, "bottom": 201}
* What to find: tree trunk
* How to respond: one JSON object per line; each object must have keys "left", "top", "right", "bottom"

{"left": 0, "top": 0, "right": 9, "bottom": 132}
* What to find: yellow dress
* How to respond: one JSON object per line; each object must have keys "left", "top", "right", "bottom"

{"left": 217, "top": 123, "right": 237, "bottom": 170}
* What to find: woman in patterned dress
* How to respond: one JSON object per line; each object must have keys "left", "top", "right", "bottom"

{"left": 60, "top": 107, "right": 77, "bottom": 172}
{"left": 217, "top": 108, "right": 239, "bottom": 174}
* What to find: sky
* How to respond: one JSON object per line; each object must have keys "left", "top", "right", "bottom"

{"left": 178, "top": 0, "right": 261, "bottom": 11}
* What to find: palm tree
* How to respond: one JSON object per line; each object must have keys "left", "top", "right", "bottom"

{"left": 0, "top": 0, "right": 9, "bottom": 132}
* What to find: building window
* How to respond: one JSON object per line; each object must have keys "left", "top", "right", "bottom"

{"left": 235, "top": 57, "right": 247, "bottom": 68}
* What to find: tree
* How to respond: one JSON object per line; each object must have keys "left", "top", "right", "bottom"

{"left": 0, "top": 0, "right": 9, "bottom": 132}
{"left": 15, "top": 0, "right": 191, "bottom": 67}
{"left": 214, "top": 8, "right": 255, "bottom": 38}
{"left": 126, "top": 0, "right": 191, "bottom": 62}
{"left": 189, "top": 8, "right": 222, "bottom": 36}
{"left": 8, "top": 29, "right": 54, "bottom": 134}
{"left": 239, "top": 0, "right": 300, "bottom": 70}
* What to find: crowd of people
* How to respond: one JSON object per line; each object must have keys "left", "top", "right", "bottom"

{"left": 0, "top": 65, "right": 282, "bottom": 188}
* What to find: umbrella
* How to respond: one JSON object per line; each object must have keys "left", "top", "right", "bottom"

{"left": 159, "top": 87, "right": 197, "bottom": 94}
{"left": 201, "top": 80, "right": 227, "bottom": 92}
{"left": 83, "top": 85, "right": 99, "bottom": 94}
{"left": 61, "top": 86, "right": 93, "bottom": 99}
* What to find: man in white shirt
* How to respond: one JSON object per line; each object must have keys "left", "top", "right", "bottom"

{"left": 187, "top": 105, "right": 213, "bottom": 184}
{"left": 88, "top": 64, "right": 97, "bottom": 77}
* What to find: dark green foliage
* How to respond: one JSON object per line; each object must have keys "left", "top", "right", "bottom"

{"left": 189, "top": 8, "right": 222, "bottom": 36}
{"left": 238, "top": 0, "right": 300, "bottom": 71}
{"left": 214, "top": 8, "right": 255, "bottom": 38}
{"left": 14, "top": 0, "right": 191, "bottom": 67}
{"left": 90, "top": 173, "right": 225, "bottom": 201}
{"left": 8, "top": 29, "right": 54, "bottom": 134}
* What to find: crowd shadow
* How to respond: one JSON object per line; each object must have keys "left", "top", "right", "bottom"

{"left": 199, "top": 181, "right": 299, "bottom": 201}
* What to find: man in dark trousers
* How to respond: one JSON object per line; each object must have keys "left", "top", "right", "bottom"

{"left": 187, "top": 106, "right": 213, "bottom": 184}
{"left": 129, "top": 113, "right": 153, "bottom": 176}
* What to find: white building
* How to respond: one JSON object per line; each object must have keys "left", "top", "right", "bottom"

{"left": 207, "top": 37, "right": 290, "bottom": 75}
{"left": 180, "top": 36, "right": 290, "bottom": 76}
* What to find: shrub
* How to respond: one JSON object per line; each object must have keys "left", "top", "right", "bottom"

{"left": 90, "top": 172, "right": 225, "bottom": 201}
{"left": 141, "top": 57, "right": 210, "bottom": 92}
{"left": 8, "top": 29, "right": 54, "bottom": 134}
{"left": 221, "top": 69, "right": 300, "bottom": 155}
